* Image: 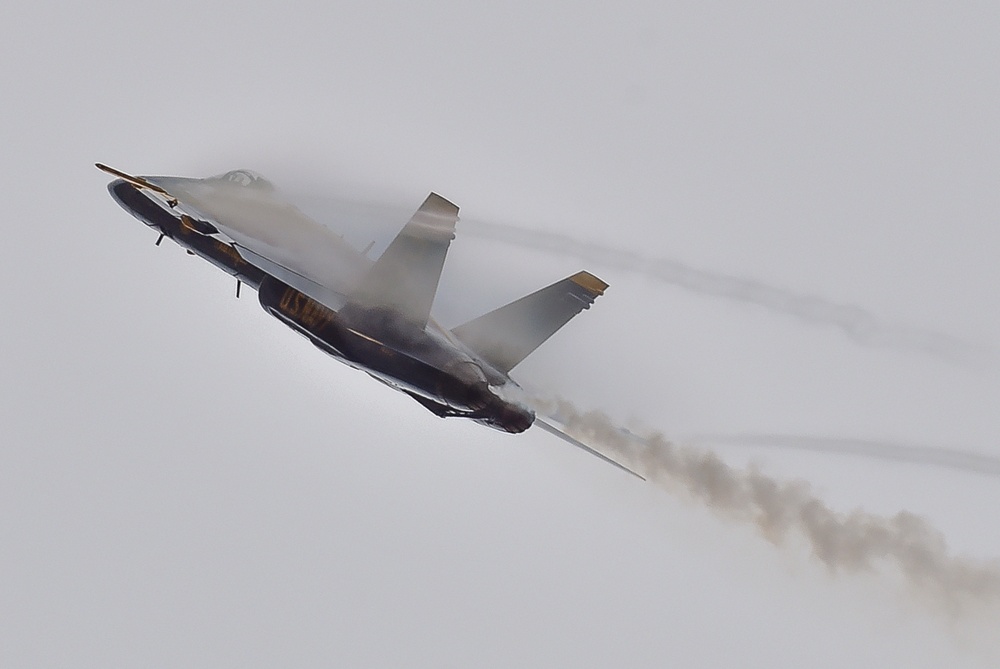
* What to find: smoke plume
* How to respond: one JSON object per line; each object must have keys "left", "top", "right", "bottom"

{"left": 539, "top": 398, "right": 1000, "bottom": 617}
{"left": 468, "top": 220, "right": 992, "bottom": 366}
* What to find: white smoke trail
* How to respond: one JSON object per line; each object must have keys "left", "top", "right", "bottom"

{"left": 539, "top": 398, "right": 1000, "bottom": 618}
{"left": 467, "top": 220, "right": 993, "bottom": 367}
{"left": 689, "top": 434, "right": 1000, "bottom": 480}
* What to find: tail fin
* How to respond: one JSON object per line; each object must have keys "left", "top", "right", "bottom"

{"left": 346, "top": 193, "right": 459, "bottom": 327}
{"left": 451, "top": 271, "right": 607, "bottom": 373}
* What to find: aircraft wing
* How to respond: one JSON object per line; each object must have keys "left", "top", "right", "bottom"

{"left": 97, "top": 163, "right": 359, "bottom": 312}
{"left": 535, "top": 418, "right": 645, "bottom": 480}
{"left": 345, "top": 193, "right": 458, "bottom": 327}
{"left": 233, "top": 244, "right": 349, "bottom": 310}
{"left": 97, "top": 163, "right": 179, "bottom": 207}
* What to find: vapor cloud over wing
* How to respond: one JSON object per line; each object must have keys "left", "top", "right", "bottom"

{"left": 688, "top": 433, "right": 1000, "bottom": 480}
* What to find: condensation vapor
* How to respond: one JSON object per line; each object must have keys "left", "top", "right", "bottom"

{"left": 468, "top": 220, "right": 991, "bottom": 366}
{"left": 539, "top": 398, "right": 1000, "bottom": 617}
{"left": 688, "top": 434, "right": 1000, "bottom": 480}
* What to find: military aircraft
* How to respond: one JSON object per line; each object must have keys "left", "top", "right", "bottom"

{"left": 97, "top": 163, "right": 641, "bottom": 478}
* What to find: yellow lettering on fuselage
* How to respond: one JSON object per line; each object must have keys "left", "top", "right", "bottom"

{"left": 278, "top": 287, "right": 331, "bottom": 331}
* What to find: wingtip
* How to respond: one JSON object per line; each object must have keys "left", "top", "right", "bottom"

{"left": 570, "top": 271, "right": 609, "bottom": 296}
{"left": 424, "top": 192, "right": 459, "bottom": 215}
{"left": 95, "top": 162, "right": 133, "bottom": 181}
{"left": 95, "top": 163, "right": 177, "bottom": 205}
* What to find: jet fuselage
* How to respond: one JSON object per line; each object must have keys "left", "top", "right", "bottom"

{"left": 107, "top": 180, "right": 534, "bottom": 433}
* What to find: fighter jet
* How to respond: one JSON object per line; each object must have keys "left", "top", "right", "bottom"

{"left": 98, "top": 164, "right": 641, "bottom": 478}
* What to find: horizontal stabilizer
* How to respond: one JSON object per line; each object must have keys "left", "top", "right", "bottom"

{"left": 346, "top": 193, "right": 458, "bottom": 327}
{"left": 451, "top": 271, "right": 607, "bottom": 373}
{"left": 535, "top": 419, "right": 645, "bottom": 479}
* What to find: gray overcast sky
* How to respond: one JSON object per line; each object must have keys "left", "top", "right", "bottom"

{"left": 2, "top": 1, "right": 999, "bottom": 667}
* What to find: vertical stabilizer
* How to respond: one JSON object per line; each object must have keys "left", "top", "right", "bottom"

{"left": 346, "top": 193, "right": 459, "bottom": 327}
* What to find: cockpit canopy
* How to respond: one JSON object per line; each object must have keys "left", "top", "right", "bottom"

{"left": 209, "top": 169, "right": 274, "bottom": 191}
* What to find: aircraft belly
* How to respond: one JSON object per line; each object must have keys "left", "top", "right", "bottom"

{"left": 257, "top": 277, "right": 504, "bottom": 414}
{"left": 108, "top": 182, "right": 265, "bottom": 287}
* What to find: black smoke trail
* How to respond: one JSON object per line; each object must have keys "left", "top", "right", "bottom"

{"left": 537, "top": 398, "right": 1000, "bottom": 618}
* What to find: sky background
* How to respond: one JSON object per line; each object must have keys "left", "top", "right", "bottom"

{"left": 2, "top": 1, "right": 999, "bottom": 666}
